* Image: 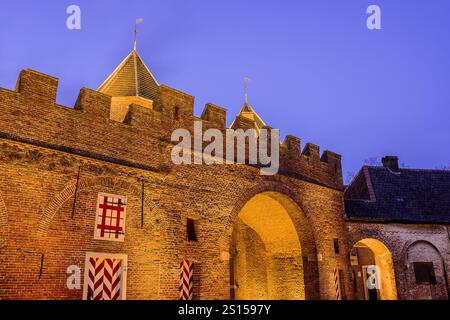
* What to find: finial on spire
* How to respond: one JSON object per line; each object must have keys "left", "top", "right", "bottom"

{"left": 134, "top": 18, "right": 143, "bottom": 51}
{"left": 244, "top": 77, "right": 252, "bottom": 105}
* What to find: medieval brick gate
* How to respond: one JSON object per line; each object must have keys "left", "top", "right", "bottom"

{"left": 0, "top": 145, "right": 350, "bottom": 300}
{"left": 0, "top": 54, "right": 351, "bottom": 300}
{"left": 1, "top": 38, "right": 450, "bottom": 301}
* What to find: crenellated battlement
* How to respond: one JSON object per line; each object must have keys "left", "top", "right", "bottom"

{"left": 279, "top": 135, "right": 342, "bottom": 187}
{"left": 74, "top": 88, "right": 111, "bottom": 118}
{"left": 0, "top": 69, "right": 343, "bottom": 189}
{"left": 14, "top": 69, "right": 58, "bottom": 104}
{"left": 200, "top": 103, "right": 227, "bottom": 129}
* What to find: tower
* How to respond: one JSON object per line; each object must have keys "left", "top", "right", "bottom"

{"left": 97, "top": 20, "right": 159, "bottom": 122}
{"left": 230, "top": 78, "right": 266, "bottom": 132}
{"left": 97, "top": 49, "right": 159, "bottom": 122}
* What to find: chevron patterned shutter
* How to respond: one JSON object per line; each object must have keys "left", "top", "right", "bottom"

{"left": 334, "top": 268, "right": 342, "bottom": 300}
{"left": 84, "top": 253, "right": 127, "bottom": 300}
{"left": 179, "top": 258, "right": 193, "bottom": 300}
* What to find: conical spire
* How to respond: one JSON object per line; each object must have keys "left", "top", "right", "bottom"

{"left": 97, "top": 50, "right": 159, "bottom": 101}
{"left": 231, "top": 101, "right": 266, "bottom": 131}
{"left": 230, "top": 78, "right": 266, "bottom": 131}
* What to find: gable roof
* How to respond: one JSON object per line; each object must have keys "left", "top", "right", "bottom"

{"left": 345, "top": 166, "right": 450, "bottom": 224}
{"left": 97, "top": 50, "right": 159, "bottom": 100}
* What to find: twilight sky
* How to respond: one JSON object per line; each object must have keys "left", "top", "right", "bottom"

{"left": 1, "top": 0, "right": 450, "bottom": 181}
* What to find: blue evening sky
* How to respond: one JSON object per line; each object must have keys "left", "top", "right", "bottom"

{"left": 1, "top": 1, "right": 450, "bottom": 181}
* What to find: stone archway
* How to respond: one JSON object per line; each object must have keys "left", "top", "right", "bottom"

{"left": 350, "top": 238, "right": 397, "bottom": 300}
{"left": 229, "top": 191, "right": 318, "bottom": 300}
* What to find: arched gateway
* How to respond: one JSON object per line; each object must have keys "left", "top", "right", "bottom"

{"left": 350, "top": 238, "right": 397, "bottom": 300}
{"left": 230, "top": 191, "right": 319, "bottom": 300}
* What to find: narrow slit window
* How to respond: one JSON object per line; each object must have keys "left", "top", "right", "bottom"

{"left": 333, "top": 238, "right": 340, "bottom": 254}
{"left": 187, "top": 218, "right": 197, "bottom": 242}
{"left": 174, "top": 106, "right": 180, "bottom": 120}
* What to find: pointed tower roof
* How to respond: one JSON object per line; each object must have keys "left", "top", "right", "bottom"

{"left": 230, "top": 77, "right": 266, "bottom": 131}
{"left": 230, "top": 101, "right": 266, "bottom": 131}
{"left": 97, "top": 50, "right": 159, "bottom": 100}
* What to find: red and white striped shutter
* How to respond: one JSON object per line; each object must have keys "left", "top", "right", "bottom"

{"left": 83, "top": 253, "right": 127, "bottom": 300}
{"left": 333, "top": 268, "right": 342, "bottom": 300}
{"left": 179, "top": 258, "right": 193, "bottom": 300}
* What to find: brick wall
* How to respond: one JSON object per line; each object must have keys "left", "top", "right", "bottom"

{"left": 0, "top": 69, "right": 349, "bottom": 300}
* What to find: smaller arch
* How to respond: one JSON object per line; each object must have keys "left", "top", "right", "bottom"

{"left": 38, "top": 176, "right": 141, "bottom": 237}
{"left": 350, "top": 238, "right": 398, "bottom": 300}
{"left": 403, "top": 240, "right": 443, "bottom": 263}
{"left": 78, "top": 176, "right": 141, "bottom": 196}
{"left": 403, "top": 240, "right": 449, "bottom": 300}
{"left": 37, "top": 181, "right": 77, "bottom": 235}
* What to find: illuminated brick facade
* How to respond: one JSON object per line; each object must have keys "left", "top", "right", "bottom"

{"left": 0, "top": 50, "right": 449, "bottom": 300}
{"left": 0, "top": 50, "right": 349, "bottom": 300}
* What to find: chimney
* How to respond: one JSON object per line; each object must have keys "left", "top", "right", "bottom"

{"left": 382, "top": 156, "right": 400, "bottom": 172}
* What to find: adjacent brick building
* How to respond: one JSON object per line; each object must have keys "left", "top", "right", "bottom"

{"left": 0, "top": 49, "right": 449, "bottom": 300}
{"left": 345, "top": 156, "right": 450, "bottom": 300}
